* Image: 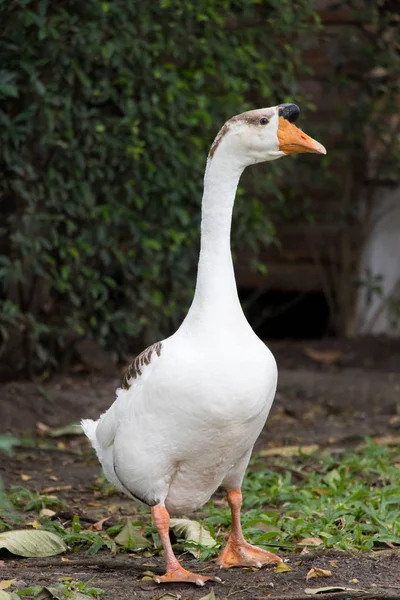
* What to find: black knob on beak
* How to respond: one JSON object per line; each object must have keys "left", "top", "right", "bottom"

{"left": 278, "top": 103, "right": 300, "bottom": 123}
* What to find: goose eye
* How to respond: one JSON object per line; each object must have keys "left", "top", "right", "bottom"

{"left": 259, "top": 118, "right": 269, "bottom": 125}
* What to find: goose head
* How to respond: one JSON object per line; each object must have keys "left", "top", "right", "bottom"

{"left": 209, "top": 103, "right": 326, "bottom": 166}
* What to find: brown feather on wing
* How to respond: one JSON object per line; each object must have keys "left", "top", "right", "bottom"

{"left": 121, "top": 342, "right": 162, "bottom": 390}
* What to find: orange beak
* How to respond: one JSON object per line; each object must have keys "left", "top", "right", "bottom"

{"left": 277, "top": 116, "right": 326, "bottom": 155}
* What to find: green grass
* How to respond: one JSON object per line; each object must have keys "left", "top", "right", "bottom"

{"left": 3, "top": 439, "right": 400, "bottom": 559}
{"left": 8, "top": 486, "right": 67, "bottom": 513}
{"left": 208, "top": 439, "right": 400, "bottom": 553}
{"left": 7, "top": 578, "right": 105, "bottom": 599}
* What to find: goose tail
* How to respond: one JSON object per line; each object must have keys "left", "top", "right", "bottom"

{"left": 81, "top": 418, "right": 103, "bottom": 461}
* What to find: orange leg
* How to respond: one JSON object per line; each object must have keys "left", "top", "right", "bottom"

{"left": 216, "top": 489, "right": 281, "bottom": 568}
{"left": 152, "top": 505, "right": 219, "bottom": 586}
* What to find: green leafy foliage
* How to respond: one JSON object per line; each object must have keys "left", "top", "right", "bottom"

{"left": 208, "top": 440, "right": 400, "bottom": 552}
{"left": 8, "top": 486, "right": 66, "bottom": 512}
{"left": 3, "top": 441, "right": 400, "bottom": 559}
{"left": 114, "top": 517, "right": 151, "bottom": 550}
{"left": 0, "top": 435, "right": 20, "bottom": 456}
{"left": 0, "top": 0, "right": 317, "bottom": 376}
{"left": 6, "top": 580, "right": 105, "bottom": 600}
{"left": 0, "top": 528, "right": 66, "bottom": 557}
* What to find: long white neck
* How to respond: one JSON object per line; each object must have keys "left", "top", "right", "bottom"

{"left": 180, "top": 151, "right": 247, "bottom": 330}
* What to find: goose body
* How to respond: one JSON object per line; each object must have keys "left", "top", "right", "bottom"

{"left": 86, "top": 322, "right": 277, "bottom": 515}
{"left": 82, "top": 104, "right": 325, "bottom": 585}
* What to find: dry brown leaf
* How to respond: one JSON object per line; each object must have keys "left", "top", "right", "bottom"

{"left": 260, "top": 445, "right": 319, "bottom": 457}
{"left": 49, "top": 475, "right": 59, "bottom": 481}
{"left": 61, "top": 557, "right": 72, "bottom": 562}
{"left": 352, "top": 578, "right": 359, "bottom": 583}
{"left": 88, "top": 516, "right": 111, "bottom": 531}
{"left": 31, "top": 520, "right": 41, "bottom": 530}
{"left": 41, "top": 485, "right": 72, "bottom": 494}
{"left": 389, "top": 415, "right": 400, "bottom": 425}
{"left": 306, "top": 567, "right": 332, "bottom": 581}
{"left": 303, "top": 347, "right": 343, "bottom": 364}
{"left": 329, "top": 560, "right": 338, "bottom": 568}
{"left": 297, "top": 537, "right": 323, "bottom": 547}
{"left": 37, "top": 422, "right": 50, "bottom": 434}
{"left": 372, "top": 435, "right": 400, "bottom": 446}
{"left": 40, "top": 508, "right": 56, "bottom": 518}
{"left": 305, "top": 586, "right": 367, "bottom": 595}
{"left": 274, "top": 562, "right": 294, "bottom": 573}
{"left": 20, "top": 474, "right": 31, "bottom": 482}
{"left": 0, "top": 581, "right": 15, "bottom": 590}
{"left": 304, "top": 587, "right": 346, "bottom": 595}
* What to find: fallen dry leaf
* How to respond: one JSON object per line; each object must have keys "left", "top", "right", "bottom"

{"left": 36, "top": 422, "right": 50, "bottom": 435}
{"left": 49, "top": 475, "right": 59, "bottom": 481}
{"left": 20, "top": 474, "right": 31, "bottom": 482}
{"left": 329, "top": 560, "right": 338, "bottom": 568}
{"left": 41, "top": 485, "right": 72, "bottom": 494}
{"left": 297, "top": 537, "right": 323, "bottom": 547}
{"left": 306, "top": 567, "right": 332, "bottom": 581}
{"left": 260, "top": 445, "right": 319, "bottom": 457}
{"left": 31, "top": 520, "right": 41, "bottom": 530}
{"left": 372, "top": 435, "right": 400, "bottom": 446}
{"left": 154, "top": 593, "right": 184, "bottom": 600}
{"left": 61, "top": 557, "right": 72, "bottom": 562}
{"left": 88, "top": 516, "right": 111, "bottom": 531}
{"left": 0, "top": 581, "right": 15, "bottom": 590}
{"left": 275, "top": 562, "right": 294, "bottom": 573}
{"left": 305, "top": 586, "right": 366, "bottom": 595}
{"left": 352, "top": 578, "right": 359, "bottom": 583}
{"left": 303, "top": 347, "right": 343, "bottom": 364}
{"left": 40, "top": 508, "right": 56, "bottom": 518}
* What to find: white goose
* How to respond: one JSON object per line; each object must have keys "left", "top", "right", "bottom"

{"left": 82, "top": 103, "right": 325, "bottom": 586}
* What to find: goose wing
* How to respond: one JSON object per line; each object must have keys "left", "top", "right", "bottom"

{"left": 121, "top": 341, "right": 163, "bottom": 390}
{"left": 82, "top": 341, "right": 163, "bottom": 455}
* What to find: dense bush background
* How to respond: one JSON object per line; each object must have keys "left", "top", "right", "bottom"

{"left": 0, "top": 0, "right": 318, "bottom": 377}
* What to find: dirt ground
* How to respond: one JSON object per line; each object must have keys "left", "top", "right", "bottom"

{"left": 1, "top": 338, "right": 400, "bottom": 599}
